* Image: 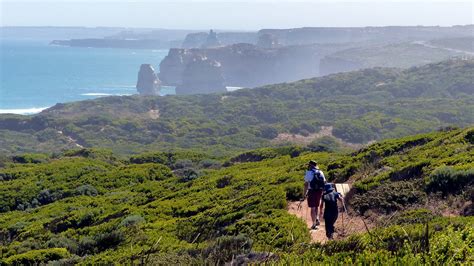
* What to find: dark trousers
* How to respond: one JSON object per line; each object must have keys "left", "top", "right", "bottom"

{"left": 324, "top": 211, "right": 338, "bottom": 239}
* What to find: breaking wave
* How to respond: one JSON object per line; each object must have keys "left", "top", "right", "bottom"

{"left": 0, "top": 107, "right": 50, "bottom": 115}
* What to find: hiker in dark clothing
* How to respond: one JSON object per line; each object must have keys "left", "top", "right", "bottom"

{"left": 321, "top": 183, "right": 344, "bottom": 239}
{"left": 303, "top": 160, "right": 326, "bottom": 230}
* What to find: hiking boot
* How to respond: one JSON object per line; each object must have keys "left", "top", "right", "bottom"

{"left": 315, "top": 219, "right": 320, "bottom": 226}
{"left": 310, "top": 224, "right": 319, "bottom": 230}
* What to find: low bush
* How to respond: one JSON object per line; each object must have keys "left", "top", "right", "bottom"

{"left": 308, "top": 136, "right": 341, "bottom": 152}
{"left": 391, "top": 209, "right": 436, "bottom": 225}
{"left": 351, "top": 181, "right": 426, "bottom": 214}
{"left": 119, "top": 215, "right": 145, "bottom": 227}
{"left": 205, "top": 234, "right": 253, "bottom": 263}
{"left": 76, "top": 184, "right": 98, "bottom": 196}
{"left": 426, "top": 166, "right": 474, "bottom": 195}
{"left": 3, "top": 248, "right": 70, "bottom": 265}
{"left": 12, "top": 154, "right": 49, "bottom": 164}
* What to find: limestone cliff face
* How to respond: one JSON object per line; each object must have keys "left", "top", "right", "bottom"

{"left": 181, "top": 32, "right": 208, "bottom": 48}
{"left": 159, "top": 43, "right": 325, "bottom": 88}
{"left": 175, "top": 56, "right": 226, "bottom": 95}
{"left": 158, "top": 49, "right": 193, "bottom": 86}
{"left": 136, "top": 64, "right": 160, "bottom": 95}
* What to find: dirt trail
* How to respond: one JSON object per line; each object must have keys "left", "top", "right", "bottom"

{"left": 287, "top": 201, "right": 369, "bottom": 243}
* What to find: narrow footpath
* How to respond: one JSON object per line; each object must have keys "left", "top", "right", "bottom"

{"left": 287, "top": 201, "right": 369, "bottom": 243}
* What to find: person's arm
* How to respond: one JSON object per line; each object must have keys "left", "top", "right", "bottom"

{"left": 303, "top": 170, "right": 312, "bottom": 198}
{"left": 320, "top": 170, "right": 327, "bottom": 183}
{"left": 337, "top": 193, "right": 344, "bottom": 202}
{"left": 337, "top": 193, "right": 345, "bottom": 212}
{"left": 303, "top": 182, "right": 309, "bottom": 199}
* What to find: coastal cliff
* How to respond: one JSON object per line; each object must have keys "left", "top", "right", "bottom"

{"left": 175, "top": 56, "right": 226, "bottom": 95}
{"left": 181, "top": 30, "right": 258, "bottom": 48}
{"left": 159, "top": 43, "right": 329, "bottom": 89}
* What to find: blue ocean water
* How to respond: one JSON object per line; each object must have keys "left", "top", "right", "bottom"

{"left": 0, "top": 39, "right": 171, "bottom": 114}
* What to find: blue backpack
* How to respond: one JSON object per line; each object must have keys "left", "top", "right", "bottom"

{"left": 309, "top": 169, "right": 325, "bottom": 190}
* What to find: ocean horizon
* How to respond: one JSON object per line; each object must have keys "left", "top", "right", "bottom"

{"left": 0, "top": 39, "right": 171, "bottom": 114}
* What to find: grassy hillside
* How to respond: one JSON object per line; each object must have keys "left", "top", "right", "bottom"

{"left": 0, "top": 127, "right": 472, "bottom": 264}
{"left": 0, "top": 59, "right": 473, "bottom": 156}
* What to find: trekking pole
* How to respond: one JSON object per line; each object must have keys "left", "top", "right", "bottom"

{"left": 297, "top": 190, "right": 308, "bottom": 211}
{"left": 341, "top": 199, "right": 347, "bottom": 236}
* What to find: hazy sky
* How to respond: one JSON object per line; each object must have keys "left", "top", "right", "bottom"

{"left": 1, "top": 0, "right": 473, "bottom": 30}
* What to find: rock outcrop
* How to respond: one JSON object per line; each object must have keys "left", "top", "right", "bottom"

{"left": 201, "top": 30, "right": 222, "bottom": 48}
{"left": 256, "top": 33, "right": 280, "bottom": 48}
{"left": 136, "top": 64, "right": 160, "bottom": 95}
{"left": 175, "top": 56, "right": 226, "bottom": 95}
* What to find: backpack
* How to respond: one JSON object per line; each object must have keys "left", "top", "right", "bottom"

{"left": 323, "top": 191, "right": 339, "bottom": 212}
{"left": 309, "top": 169, "right": 325, "bottom": 190}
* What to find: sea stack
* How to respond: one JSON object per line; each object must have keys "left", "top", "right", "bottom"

{"left": 175, "top": 56, "right": 226, "bottom": 95}
{"left": 136, "top": 64, "right": 161, "bottom": 96}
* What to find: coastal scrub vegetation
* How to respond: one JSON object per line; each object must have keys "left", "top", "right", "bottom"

{"left": 0, "top": 127, "right": 472, "bottom": 264}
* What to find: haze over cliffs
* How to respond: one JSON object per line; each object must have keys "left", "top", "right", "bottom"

{"left": 155, "top": 26, "right": 474, "bottom": 94}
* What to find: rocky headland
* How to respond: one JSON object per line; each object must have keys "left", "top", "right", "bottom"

{"left": 159, "top": 43, "right": 345, "bottom": 91}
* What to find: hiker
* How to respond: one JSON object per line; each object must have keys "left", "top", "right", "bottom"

{"left": 303, "top": 160, "right": 326, "bottom": 229}
{"left": 321, "top": 183, "right": 344, "bottom": 239}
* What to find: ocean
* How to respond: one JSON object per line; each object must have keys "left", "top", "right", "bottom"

{"left": 0, "top": 39, "right": 171, "bottom": 114}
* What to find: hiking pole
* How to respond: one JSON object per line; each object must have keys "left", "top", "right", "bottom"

{"left": 297, "top": 190, "right": 308, "bottom": 211}
{"left": 341, "top": 199, "right": 348, "bottom": 236}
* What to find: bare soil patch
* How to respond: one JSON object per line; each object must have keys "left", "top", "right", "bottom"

{"left": 287, "top": 201, "right": 370, "bottom": 243}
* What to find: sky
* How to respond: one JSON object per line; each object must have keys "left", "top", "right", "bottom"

{"left": 0, "top": 0, "right": 473, "bottom": 30}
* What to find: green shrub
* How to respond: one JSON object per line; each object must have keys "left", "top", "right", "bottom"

{"left": 46, "top": 237, "right": 79, "bottom": 254}
{"left": 130, "top": 152, "right": 169, "bottom": 165}
{"left": 63, "top": 148, "right": 116, "bottom": 162}
{"left": 284, "top": 183, "right": 303, "bottom": 201}
{"left": 200, "top": 159, "right": 221, "bottom": 169}
{"left": 119, "top": 215, "right": 145, "bottom": 227}
{"left": 216, "top": 175, "right": 233, "bottom": 188}
{"left": 94, "top": 230, "right": 124, "bottom": 252}
{"left": 76, "top": 184, "right": 98, "bottom": 196}
{"left": 175, "top": 168, "right": 200, "bottom": 182}
{"left": 465, "top": 129, "right": 474, "bottom": 144}
{"left": 78, "top": 237, "right": 96, "bottom": 256}
{"left": 351, "top": 181, "right": 426, "bottom": 214}
{"left": 256, "top": 125, "right": 279, "bottom": 139}
{"left": 12, "top": 154, "right": 49, "bottom": 164}
{"left": 3, "top": 248, "right": 70, "bottom": 265}
{"left": 308, "top": 136, "right": 341, "bottom": 152}
{"left": 205, "top": 234, "right": 253, "bottom": 263}
{"left": 391, "top": 209, "right": 436, "bottom": 225}
{"left": 426, "top": 166, "right": 474, "bottom": 195}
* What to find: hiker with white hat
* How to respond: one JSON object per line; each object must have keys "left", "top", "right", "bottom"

{"left": 303, "top": 160, "right": 326, "bottom": 230}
